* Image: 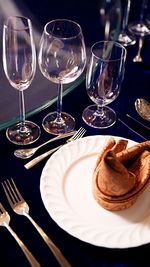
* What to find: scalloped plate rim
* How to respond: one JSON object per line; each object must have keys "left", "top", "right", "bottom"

{"left": 40, "top": 135, "right": 150, "bottom": 248}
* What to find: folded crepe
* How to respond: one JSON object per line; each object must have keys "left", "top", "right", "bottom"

{"left": 93, "top": 138, "right": 150, "bottom": 210}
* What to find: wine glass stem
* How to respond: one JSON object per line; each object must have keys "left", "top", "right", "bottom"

{"left": 56, "top": 83, "right": 63, "bottom": 123}
{"left": 19, "top": 90, "right": 26, "bottom": 132}
{"left": 140, "top": 0, "right": 148, "bottom": 21}
{"left": 122, "top": 0, "right": 131, "bottom": 31}
{"left": 95, "top": 106, "right": 105, "bottom": 119}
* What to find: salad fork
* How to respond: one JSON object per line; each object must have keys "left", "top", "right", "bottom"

{"left": 24, "top": 127, "right": 86, "bottom": 169}
{"left": 2, "top": 178, "right": 71, "bottom": 267}
{"left": 0, "top": 202, "right": 40, "bottom": 267}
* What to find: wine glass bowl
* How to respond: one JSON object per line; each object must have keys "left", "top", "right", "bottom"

{"left": 129, "top": 0, "right": 150, "bottom": 36}
{"left": 38, "top": 19, "right": 86, "bottom": 135}
{"left": 82, "top": 41, "right": 126, "bottom": 129}
{"left": 129, "top": 21, "right": 150, "bottom": 36}
{"left": 3, "top": 16, "right": 41, "bottom": 145}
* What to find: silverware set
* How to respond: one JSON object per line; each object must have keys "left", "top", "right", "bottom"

{"left": 0, "top": 202, "right": 41, "bottom": 267}
{"left": 0, "top": 127, "right": 87, "bottom": 266}
{"left": 14, "top": 130, "right": 77, "bottom": 159}
{"left": 24, "top": 127, "right": 86, "bottom": 169}
{"left": 1, "top": 178, "right": 72, "bottom": 267}
{"left": 14, "top": 119, "right": 149, "bottom": 170}
{"left": 3, "top": 122, "right": 147, "bottom": 265}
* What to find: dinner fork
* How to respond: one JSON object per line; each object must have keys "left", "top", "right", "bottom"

{"left": 24, "top": 127, "right": 86, "bottom": 169}
{"left": 0, "top": 202, "right": 40, "bottom": 267}
{"left": 2, "top": 178, "right": 72, "bottom": 267}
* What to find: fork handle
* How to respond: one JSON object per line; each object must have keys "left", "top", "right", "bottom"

{"left": 24, "top": 145, "right": 62, "bottom": 169}
{"left": 24, "top": 213, "right": 71, "bottom": 267}
{"left": 5, "top": 223, "right": 41, "bottom": 267}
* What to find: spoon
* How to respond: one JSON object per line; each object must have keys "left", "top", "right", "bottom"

{"left": 135, "top": 98, "right": 150, "bottom": 121}
{"left": 14, "top": 130, "right": 76, "bottom": 159}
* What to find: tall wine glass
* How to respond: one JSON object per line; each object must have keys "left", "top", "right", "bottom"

{"left": 82, "top": 41, "right": 126, "bottom": 129}
{"left": 3, "top": 16, "right": 41, "bottom": 145}
{"left": 117, "top": 0, "right": 136, "bottom": 46}
{"left": 38, "top": 19, "right": 86, "bottom": 135}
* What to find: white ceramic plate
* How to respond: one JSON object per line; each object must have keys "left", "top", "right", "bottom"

{"left": 40, "top": 135, "right": 150, "bottom": 248}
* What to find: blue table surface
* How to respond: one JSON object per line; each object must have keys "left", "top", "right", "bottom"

{"left": 0, "top": 1, "right": 150, "bottom": 266}
{"left": 0, "top": 36, "right": 150, "bottom": 267}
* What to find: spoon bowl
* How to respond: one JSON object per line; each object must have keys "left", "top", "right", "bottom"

{"left": 135, "top": 98, "right": 150, "bottom": 121}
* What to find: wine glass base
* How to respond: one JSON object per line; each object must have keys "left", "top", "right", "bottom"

{"left": 118, "top": 32, "right": 136, "bottom": 46}
{"left": 6, "top": 121, "right": 41, "bottom": 145}
{"left": 82, "top": 105, "right": 116, "bottom": 129}
{"left": 42, "top": 112, "right": 75, "bottom": 135}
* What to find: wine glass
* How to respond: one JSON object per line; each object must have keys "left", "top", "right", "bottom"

{"left": 3, "top": 16, "right": 41, "bottom": 145}
{"left": 129, "top": 0, "right": 150, "bottom": 36}
{"left": 82, "top": 41, "right": 126, "bottom": 129}
{"left": 128, "top": 0, "right": 150, "bottom": 63}
{"left": 117, "top": 0, "right": 136, "bottom": 46}
{"left": 38, "top": 19, "right": 86, "bottom": 135}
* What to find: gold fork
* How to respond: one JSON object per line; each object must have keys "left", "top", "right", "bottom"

{"left": 24, "top": 127, "right": 86, "bottom": 169}
{"left": 0, "top": 202, "right": 40, "bottom": 267}
{"left": 2, "top": 178, "right": 71, "bottom": 267}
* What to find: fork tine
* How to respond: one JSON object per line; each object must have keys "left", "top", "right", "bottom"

{"left": 0, "top": 203, "right": 5, "bottom": 213}
{"left": 2, "top": 179, "right": 21, "bottom": 208}
{"left": 73, "top": 127, "right": 86, "bottom": 139}
{"left": 24, "top": 127, "right": 86, "bottom": 169}
{"left": 76, "top": 128, "right": 86, "bottom": 139}
{"left": 2, "top": 181, "right": 15, "bottom": 207}
{"left": 71, "top": 127, "right": 83, "bottom": 139}
{"left": 11, "top": 178, "right": 23, "bottom": 201}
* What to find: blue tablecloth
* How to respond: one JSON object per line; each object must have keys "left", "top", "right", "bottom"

{"left": 0, "top": 1, "right": 150, "bottom": 266}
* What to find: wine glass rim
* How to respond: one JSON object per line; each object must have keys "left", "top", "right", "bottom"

{"left": 91, "top": 40, "right": 126, "bottom": 62}
{"left": 4, "top": 15, "right": 31, "bottom": 31}
{"left": 44, "top": 18, "right": 83, "bottom": 39}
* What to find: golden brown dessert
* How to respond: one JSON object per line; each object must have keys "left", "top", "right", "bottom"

{"left": 93, "top": 138, "right": 150, "bottom": 211}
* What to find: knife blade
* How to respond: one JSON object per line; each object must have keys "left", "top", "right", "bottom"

{"left": 118, "top": 117, "right": 149, "bottom": 140}
{"left": 126, "top": 114, "right": 150, "bottom": 130}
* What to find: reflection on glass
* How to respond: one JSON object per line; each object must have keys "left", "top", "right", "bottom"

{"left": 82, "top": 41, "right": 126, "bottom": 129}
{"left": 3, "top": 16, "right": 41, "bottom": 145}
{"left": 38, "top": 19, "right": 86, "bottom": 135}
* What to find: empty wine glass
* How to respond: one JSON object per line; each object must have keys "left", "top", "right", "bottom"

{"left": 82, "top": 41, "right": 126, "bottom": 129}
{"left": 129, "top": 0, "right": 150, "bottom": 36}
{"left": 129, "top": 0, "right": 150, "bottom": 63}
{"left": 117, "top": 0, "right": 136, "bottom": 46}
{"left": 3, "top": 16, "right": 41, "bottom": 145}
{"left": 38, "top": 19, "right": 86, "bottom": 135}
